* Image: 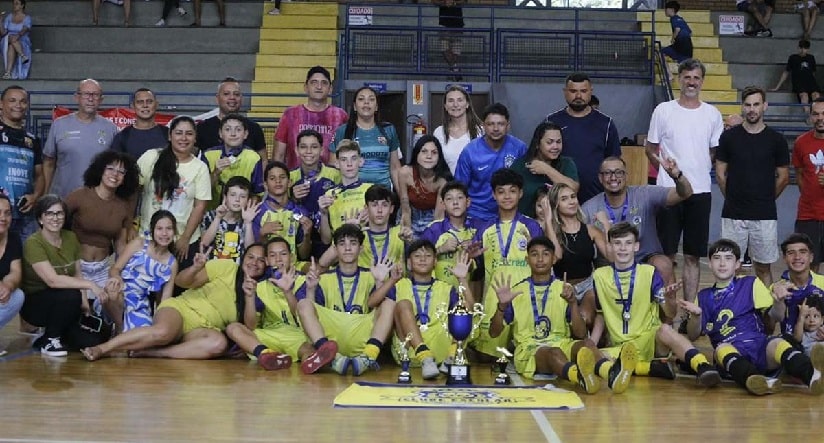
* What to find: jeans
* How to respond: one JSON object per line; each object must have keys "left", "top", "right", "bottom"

{"left": 0, "top": 288, "right": 24, "bottom": 329}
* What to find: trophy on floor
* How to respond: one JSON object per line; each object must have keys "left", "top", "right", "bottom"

{"left": 494, "top": 347, "right": 513, "bottom": 385}
{"left": 436, "top": 284, "right": 484, "bottom": 385}
{"left": 397, "top": 333, "right": 413, "bottom": 384}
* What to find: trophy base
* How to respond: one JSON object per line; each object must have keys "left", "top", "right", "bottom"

{"left": 445, "top": 363, "right": 473, "bottom": 385}
{"left": 494, "top": 373, "right": 510, "bottom": 385}
{"left": 397, "top": 371, "right": 412, "bottom": 384}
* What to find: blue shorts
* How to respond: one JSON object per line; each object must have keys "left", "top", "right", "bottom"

{"left": 725, "top": 335, "right": 781, "bottom": 374}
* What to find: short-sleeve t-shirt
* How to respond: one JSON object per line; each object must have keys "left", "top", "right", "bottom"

{"left": 22, "top": 230, "right": 81, "bottom": 294}
{"left": 111, "top": 125, "right": 168, "bottom": 160}
{"left": 276, "top": 104, "right": 349, "bottom": 170}
{"left": 44, "top": 114, "right": 117, "bottom": 198}
{"left": 0, "top": 232, "right": 22, "bottom": 278}
{"left": 792, "top": 130, "right": 824, "bottom": 221}
{"left": 0, "top": 123, "right": 42, "bottom": 219}
{"left": 330, "top": 123, "right": 400, "bottom": 188}
{"left": 65, "top": 186, "right": 134, "bottom": 250}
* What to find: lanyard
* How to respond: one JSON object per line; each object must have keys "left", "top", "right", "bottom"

{"left": 413, "top": 279, "right": 434, "bottom": 324}
{"left": 496, "top": 215, "right": 519, "bottom": 260}
{"left": 603, "top": 192, "right": 629, "bottom": 224}
{"left": 529, "top": 277, "right": 553, "bottom": 324}
{"left": 613, "top": 264, "right": 636, "bottom": 333}
{"left": 336, "top": 268, "right": 361, "bottom": 313}
{"left": 368, "top": 229, "right": 390, "bottom": 265}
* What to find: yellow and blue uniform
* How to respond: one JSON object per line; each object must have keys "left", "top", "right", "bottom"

{"left": 502, "top": 277, "right": 574, "bottom": 379}
{"left": 593, "top": 263, "right": 665, "bottom": 361}
{"left": 323, "top": 181, "right": 373, "bottom": 233}
{"left": 292, "top": 165, "right": 342, "bottom": 259}
{"left": 359, "top": 226, "right": 406, "bottom": 269}
{"left": 251, "top": 196, "right": 308, "bottom": 261}
{"left": 421, "top": 217, "right": 483, "bottom": 288}
{"left": 295, "top": 267, "right": 385, "bottom": 357}
{"left": 774, "top": 270, "right": 824, "bottom": 335}
{"left": 253, "top": 274, "right": 308, "bottom": 360}
{"left": 390, "top": 277, "right": 459, "bottom": 364}
{"left": 203, "top": 145, "right": 265, "bottom": 210}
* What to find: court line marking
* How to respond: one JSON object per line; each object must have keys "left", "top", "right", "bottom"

{"left": 510, "top": 373, "right": 563, "bottom": 443}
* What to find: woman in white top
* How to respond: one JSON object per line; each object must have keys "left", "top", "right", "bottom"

{"left": 432, "top": 85, "right": 483, "bottom": 175}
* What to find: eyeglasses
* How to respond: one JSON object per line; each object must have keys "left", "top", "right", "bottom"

{"left": 76, "top": 91, "right": 102, "bottom": 99}
{"left": 43, "top": 210, "right": 65, "bottom": 219}
{"left": 599, "top": 170, "right": 627, "bottom": 178}
{"left": 105, "top": 165, "right": 127, "bottom": 175}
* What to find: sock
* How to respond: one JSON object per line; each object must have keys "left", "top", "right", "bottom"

{"left": 634, "top": 361, "right": 651, "bottom": 376}
{"left": 416, "top": 344, "right": 434, "bottom": 363}
{"left": 313, "top": 337, "right": 328, "bottom": 350}
{"left": 685, "top": 348, "right": 710, "bottom": 373}
{"left": 562, "top": 362, "right": 580, "bottom": 384}
{"left": 778, "top": 340, "right": 814, "bottom": 383}
{"left": 252, "top": 345, "right": 267, "bottom": 358}
{"left": 595, "top": 358, "right": 613, "bottom": 379}
{"left": 720, "top": 351, "right": 759, "bottom": 389}
{"left": 364, "top": 339, "right": 382, "bottom": 360}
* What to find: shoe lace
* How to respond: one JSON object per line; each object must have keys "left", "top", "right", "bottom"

{"left": 47, "top": 337, "right": 62, "bottom": 348}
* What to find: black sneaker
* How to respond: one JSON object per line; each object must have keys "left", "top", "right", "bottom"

{"left": 696, "top": 363, "right": 721, "bottom": 387}
{"left": 40, "top": 337, "right": 68, "bottom": 357}
{"left": 742, "top": 255, "right": 753, "bottom": 268}
{"left": 649, "top": 359, "right": 677, "bottom": 380}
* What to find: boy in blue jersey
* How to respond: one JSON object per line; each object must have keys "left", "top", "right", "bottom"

{"left": 680, "top": 239, "right": 824, "bottom": 395}
{"left": 490, "top": 237, "right": 637, "bottom": 393}
{"left": 204, "top": 113, "right": 265, "bottom": 210}
{"left": 295, "top": 224, "right": 397, "bottom": 375}
{"left": 318, "top": 139, "right": 373, "bottom": 244}
{"left": 593, "top": 222, "right": 721, "bottom": 386}
{"left": 454, "top": 103, "right": 527, "bottom": 220}
{"left": 770, "top": 233, "right": 824, "bottom": 347}
{"left": 224, "top": 237, "right": 339, "bottom": 373}
{"left": 252, "top": 161, "right": 313, "bottom": 262}
{"left": 290, "top": 129, "right": 341, "bottom": 259}
{"left": 661, "top": 1, "right": 693, "bottom": 63}
{"left": 473, "top": 168, "right": 543, "bottom": 359}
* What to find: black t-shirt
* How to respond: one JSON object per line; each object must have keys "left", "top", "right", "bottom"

{"left": 439, "top": 6, "right": 464, "bottom": 28}
{"left": 717, "top": 125, "right": 790, "bottom": 220}
{"left": 787, "top": 53, "right": 819, "bottom": 93}
{"left": 0, "top": 233, "right": 22, "bottom": 278}
{"left": 195, "top": 116, "right": 266, "bottom": 154}
{"left": 111, "top": 125, "right": 169, "bottom": 160}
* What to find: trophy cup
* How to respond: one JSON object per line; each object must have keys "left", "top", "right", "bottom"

{"left": 397, "top": 333, "right": 413, "bottom": 384}
{"left": 494, "top": 347, "right": 513, "bottom": 385}
{"left": 437, "top": 285, "right": 484, "bottom": 385}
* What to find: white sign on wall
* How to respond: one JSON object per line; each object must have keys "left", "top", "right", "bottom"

{"left": 718, "top": 15, "right": 745, "bottom": 35}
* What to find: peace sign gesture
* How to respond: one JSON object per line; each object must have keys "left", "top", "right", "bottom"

{"left": 193, "top": 243, "right": 213, "bottom": 269}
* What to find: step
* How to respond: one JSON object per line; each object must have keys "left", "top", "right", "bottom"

{"left": 262, "top": 14, "right": 338, "bottom": 29}
{"left": 692, "top": 36, "right": 720, "bottom": 48}
{"left": 251, "top": 82, "right": 308, "bottom": 94}
{"left": 692, "top": 47, "right": 724, "bottom": 62}
{"left": 250, "top": 96, "right": 306, "bottom": 108}
{"left": 260, "top": 28, "right": 339, "bottom": 41}
{"left": 276, "top": 2, "right": 339, "bottom": 16}
{"left": 637, "top": 10, "right": 712, "bottom": 22}
{"left": 248, "top": 111, "right": 283, "bottom": 122}
{"left": 258, "top": 40, "right": 338, "bottom": 55}
{"left": 642, "top": 22, "right": 715, "bottom": 37}
{"left": 667, "top": 61, "right": 728, "bottom": 75}
{"left": 713, "top": 104, "right": 741, "bottom": 116}
{"left": 255, "top": 54, "right": 338, "bottom": 68}
{"left": 32, "top": 27, "right": 260, "bottom": 53}
{"left": 255, "top": 67, "right": 337, "bottom": 82}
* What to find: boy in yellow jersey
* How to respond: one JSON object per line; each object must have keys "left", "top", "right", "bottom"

{"left": 252, "top": 161, "right": 313, "bottom": 262}
{"left": 593, "top": 222, "right": 721, "bottom": 386}
{"left": 290, "top": 129, "right": 341, "bottom": 259}
{"left": 318, "top": 139, "right": 373, "bottom": 245}
{"left": 372, "top": 239, "right": 473, "bottom": 380}
{"left": 473, "top": 168, "right": 543, "bottom": 359}
{"left": 679, "top": 238, "right": 824, "bottom": 395}
{"left": 421, "top": 181, "right": 485, "bottom": 288}
{"left": 224, "top": 237, "right": 339, "bottom": 373}
{"left": 203, "top": 113, "right": 265, "bottom": 210}
{"left": 490, "top": 236, "right": 637, "bottom": 393}
{"left": 294, "top": 224, "right": 396, "bottom": 375}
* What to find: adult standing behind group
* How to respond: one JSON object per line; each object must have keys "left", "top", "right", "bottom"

{"left": 44, "top": 79, "right": 117, "bottom": 199}
{"left": 196, "top": 77, "right": 267, "bottom": 161}
{"left": 715, "top": 86, "right": 789, "bottom": 287}
{"left": 646, "top": 58, "right": 723, "bottom": 307}
{"left": 274, "top": 66, "right": 348, "bottom": 170}
{"left": 546, "top": 73, "right": 621, "bottom": 203}
{"left": 432, "top": 85, "right": 483, "bottom": 175}
{"left": 330, "top": 86, "right": 402, "bottom": 190}
{"left": 791, "top": 98, "right": 824, "bottom": 272}
{"left": 111, "top": 88, "right": 169, "bottom": 160}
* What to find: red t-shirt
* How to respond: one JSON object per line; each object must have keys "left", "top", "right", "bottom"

{"left": 275, "top": 104, "right": 348, "bottom": 170}
{"left": 792, "top": 130, "right": 824, "bottom": 220}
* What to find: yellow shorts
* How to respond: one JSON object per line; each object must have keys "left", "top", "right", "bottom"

{"left": 601, "top": 327, "right": 659, "bottom": 361}
{"left": 391, "top": 323, "right": 454, "bottom": 366}
{"left": 515, "top": 337, "right": 576, "bottom": 380}
{"left": 157, "top": 299, "right": 219, "bottom": 336}
{"left": 315, "top": 304, "right": 375, "bottom": 356}
{"left": 254, "top": 325, "right": 308, "bottom": 360}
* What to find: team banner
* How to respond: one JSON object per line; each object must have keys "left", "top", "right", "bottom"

{"left": 51, "top": 107, "right": 178, "bottom": 130}
{"left": 333, "top": 382, "right": 584, "bottom": 410}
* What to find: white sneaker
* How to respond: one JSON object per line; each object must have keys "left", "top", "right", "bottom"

{"left": 41, "top": 337, "right": 68, "bottom": 357}
{"left": 421, "top": 357, "right": 439, "bottom": 380}
{"left": 268, "top": 8, "right": 280, "bottom": 15}
{"left": 155, "top": 18, "right": 166, "bottom": 26}
{"left": 177, "top": 7, "right": 187, "bottom": 16}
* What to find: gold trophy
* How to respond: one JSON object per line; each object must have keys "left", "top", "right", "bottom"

{"left": 436, "top": 285, "right": 484, "bottom": 385}
{"left": 494, "top": 347, "right": 513, "bottom": 385}
{"left": 396, "top": 333, "right": 413, "bottom": 384}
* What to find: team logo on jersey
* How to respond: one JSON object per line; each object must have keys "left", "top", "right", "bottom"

{"left": 378, "top": 136, "right": 387, "bottom": 145}
{"left": 517, "top": 238, "right": 527, "bottom": 250}
{"left": 24, "top": 136, "right": 32, "bottom": 148}
{"left": 97, "top": 130, "right": 108, "bottom": 146}
{"left": 632, "top": 215, "right": 642, "bottom": 225}
{"left": 504, "top": 154, "right": 516, "bottom": 168}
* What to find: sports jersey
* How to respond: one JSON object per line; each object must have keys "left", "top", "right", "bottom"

{"left": 157, "top": 260, "right": 243, "bottom": 331}
{"left": 323, "top": 181, "right": 372, "bottom": 232}
{"left": 0, "top": 123, "right": 41, "bottom": 219}
{"left": 331, "top": 123, "right": 400, "bottom": 188}
{"left": 389, "top": 277, "right": 459, "bottom": 330}
{"left": 696, "top": 276, "right": 772, "bottom": 348}
{"left": 504, "top": 277, "right": 571, "bottom": 345}
{"left": 421, "top": 217, "right": 484, "bottom": 287}
{"left": 295, "top": 267, "right": 380, "bottom": 313}
{"left": 251, "top": 196, "right": 308, "bottom": 258}
{"left": 475, "top": 213, "right": 543, "bottom": 286}
{"left": 255, "top": 274, "right": 307, "bottom": 329}
{"left": 593, "top": 263, "right": 665, "bottom": 345}
{"left": 290, "top": 164, "right": 341, "bottom": 228}
{"left": 775, "top": 270, "right": 824, "bottom": 335}
{"left": 359, "top": 226, "right": 406, "bottom": 268}
{"left": 203, "top": 145, "right": 264, "bottom": 210}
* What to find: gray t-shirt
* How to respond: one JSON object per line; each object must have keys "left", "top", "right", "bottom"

{"left": 581, "top": 185, "right": 670, "bottom": 260}
{"left": 44, "top": 113, "right": 117, "bottom": 198}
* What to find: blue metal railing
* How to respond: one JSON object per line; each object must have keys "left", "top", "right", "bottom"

{"left": 653, "top": 41, "right": 674, "bottom": 101}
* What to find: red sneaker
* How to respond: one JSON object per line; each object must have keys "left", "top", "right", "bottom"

{"left": 258, "top": 351, "right": 292, "bottom": 371}
{"left": 300, "top": 340, "right": 338, "bottom": 374}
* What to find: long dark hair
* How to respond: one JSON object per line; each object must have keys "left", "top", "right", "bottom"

{"left": 409, "top": 134, "right": 453, "bottom": 182}
{"left": 442, "top": 85, "right": 482, "bottom": 144}
{"left": 152, "top": 116, "right": 195, "bottom": 200}
{"left": 235, "top": 242, "right": 264, "bottom": 322}
{"left": 526, "top": 121, "right": 564, "bottom": 166}
{"left": 344, "top": 86, "right": 383, "bottom": 141}
{"left": 148, "top": 209, "right": 177, "bottom": 255}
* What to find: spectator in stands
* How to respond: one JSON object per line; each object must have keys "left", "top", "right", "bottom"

{"left": 0, "top": 194, "right": 23, "bottom": 356}
{"left": 798, "top": 0, "right": 818, "bottom": 40}
{"left": 661, "top": 1, "right": 693, "bottom": 63}
{"left": 21, "top": 195, "right": 105, "bottom": 357}
{"left": 0, "top": 85, "right": 42, "bottom": 241}
{"left": 432, "top": 85, "right": 483, "bottom": 175}
{"left": 155, "top": 0, "right": 188, "bottom": 27}
{"left": 44, "top": 79, "right": 118, "bottom": 199}
{"left": 330, "top": 86, "right": 402, "bottom": 190}
{"left": 92, "top": 0, "right": 131, "bottom": 27}
{"left": 716, "top": 86, "right": 789, "bottom": 287}
{"left": 510, "top": 121, "right": 579, "bottom": 219}
{"left": 546, "top": 73, "right": 621, "bottom": 203}
{"left": 646, "top": 58, "right": 723, "bottom": 311}
{"left": 770, "top": 40, "right": 820, "bottom": 117}
{"left": 0, "top": 0, "right": 31, "bottom": 80}
{"left": 65, "top": 150, "right": 139, "bottom": 316}
{"left": 196, "top": 77, "right": 267, "bottom": 161}
{"left": 274, "top": 66, "right": 348, "bottom": 170}
{"left": 191, "top": 0, "right": 225, "bottom": 27}
{"left": 111, "top": 88, "right": 169, "bottom": 160}
{"left": 398, "top": 134, "right": 452, "bottom": 238}
{"left": 738, "top": 0, "right": 773, "bottom": 37}
{"left": 137, "top": 116, "right": 211, "bottom": 270}
{"left": 454, "top": 102, "right": 526, "bottom": 220}
{"left": 791, "top": 98, "right": 824, "bottom": 272}
{"left": 434, "top": 0, "right": 464, "bottom": 80}
{"left": 267, "top": 0, "right": 283, "bottom": 16}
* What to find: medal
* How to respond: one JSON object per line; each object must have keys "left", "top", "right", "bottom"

{"left": 496, "top": 215, "right": 519, "bottom": 262}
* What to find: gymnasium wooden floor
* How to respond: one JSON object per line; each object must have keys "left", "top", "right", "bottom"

{"left": 1, "top": 260, "right": 822, "bottom": 442}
